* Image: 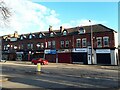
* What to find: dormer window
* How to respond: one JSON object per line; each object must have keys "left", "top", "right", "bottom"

{"left": 50, "top": 32, "right": 54, "bottom": 37}
{"left": 63, "top": 30, "right": 67, "bottom": 35}
{"left": 78, "top": 27, "right": 85, "bottom": 34}
{"left": 29, "top": 34, "right": 32, "bottom": 39}
{"left": 5, "top": 38, "right": 8, "bottom": 41}
{"left": 20, "top": 36, "right": 23, "bottom": 40}
{"left": 39, "top": 34, "right": 42, "bottom": 38}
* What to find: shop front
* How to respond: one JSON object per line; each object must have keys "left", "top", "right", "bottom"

{"left": 44, "top": 49, "right": 56, "bottom": 63}
{"left": 58, "top": 49, "right": 72, "bottom": 63}
{"left": 72, "top": 48, "right": 88, "bottom": 64}
{"left": 95, "top": 49, "right": 118, "bottom": 65}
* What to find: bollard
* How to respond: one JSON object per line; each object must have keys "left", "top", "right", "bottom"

{"left": 36, "top": 63, "right": 41, "bottom": 72}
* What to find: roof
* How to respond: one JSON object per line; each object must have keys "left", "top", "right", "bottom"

{"left": 2, "top": 24, "right": 117, "bottom": 39}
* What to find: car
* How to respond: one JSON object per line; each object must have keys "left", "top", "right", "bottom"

{"left": 31, "top": 58, "right": 48, "bottom": 65}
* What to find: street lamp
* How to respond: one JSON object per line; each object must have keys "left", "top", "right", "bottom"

{"left": 89, "top": 20, "right": 94, "bottom": 64}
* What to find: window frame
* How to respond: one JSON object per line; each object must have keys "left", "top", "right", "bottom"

{"left": 96, "top": 37, "right": 102, "bottom": 47}
{"left": 103, "top": 36, "right": 109, "bottom": 47}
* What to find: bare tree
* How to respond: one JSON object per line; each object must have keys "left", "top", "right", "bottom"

{"left": 0, "top": 1, "right": 11, "bottom": 20}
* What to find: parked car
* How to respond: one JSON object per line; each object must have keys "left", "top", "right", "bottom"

{"left": 31, "top": 58, "right": 48, "bottom": 65}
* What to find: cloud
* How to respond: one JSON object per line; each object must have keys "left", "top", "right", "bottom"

{"left": 0, "top": 0, "right": 61, "bottom": 35}
{"left": 0, "top": 0, "right": 108, "bottom": 36}
{"left": 60, "top": 19, "right": 107, "bottom": 29}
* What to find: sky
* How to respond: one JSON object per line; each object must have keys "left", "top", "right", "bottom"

{"left": 0, "top": 0, "right": 119, "bottom": 42}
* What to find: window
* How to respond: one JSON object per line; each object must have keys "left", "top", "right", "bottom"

{"left": 63, "top": 31, "right": 67, "bottom": 35}
{"left": 27, "top": 43, "right": 33, "bottom": 49}
{"left": 39, "top": 34, "right": 42, "bottom": 38}
{"left": 97, "top": 37, "right": 102, "bottom": 47}
{"left": 60, "top": 41, "right": 64, "bottom": 48}
{"left": 41, "top": 43, "right": 44, "bottom": 48}
{"left": 36, "top": 43, "right": 41, "bottom": 49}
{"left": 65, "top": 40, "right": 69, "bottom": 48}
{"left": 103, "top": 37, "right": 109, "bottom": 47}
{"left": 29, "top": 35, "right": 32, "bottom": 39}
{"left": 76, "top": 39, "right": 81, "bottom": 47}
{"left": 52, "top": 41, "right": 56, "bottom": 48}
{"left": 48, "top": 41, "right": 51, "bottom": 48}
{"left": 82, "top": 38, "right": 87, "bottom": 47}
{"left": 78, "top": 27, "right": 85, "bottom": 34}
{"left": 5, "top": 38, "right": 8, "bottom": 41}
{"left": 50, "top": 32, "right": 54, "bottom": 37}
{"left": 20, "top": 36, "right": 23, "bottom": 40}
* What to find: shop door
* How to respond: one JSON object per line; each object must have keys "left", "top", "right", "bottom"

{"left": 97, "top": 53, "right": 111, "bottom": 64}
{"left": 58, "top": 53, "right": 71, "bottom": 63}
{"left": 72, "top": 53, "right": 87, "bottom": 64}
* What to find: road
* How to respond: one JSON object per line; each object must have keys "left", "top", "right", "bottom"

{"left": 0, "top": 61, "right": 119, "bottom": 90}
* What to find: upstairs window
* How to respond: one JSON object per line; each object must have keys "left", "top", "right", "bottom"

{"left": 52, "top": 41, "right": 56, "bottom": 48}
{"left": 97, "top": 37, "right": 102, "bottom": 47}
{"left": 39, "top": 34, "right": 42, "bottom": 38}
{"left": 36, "top": 43, "right": 41, "bottom": 49}
{"left": 82, "top": 38, "right": 87, "bottom": 47}
{"left": 29, "top": 34, "right": 32, "bottom": 39}
{"left": 78, "top": 27, "right": 85, "bottom": 34}
{"left": 63, "top": 30, "right": 67, "bottom": 35}
{"left": 50, "top": 32, "right": 54, "bottom": 37}
{"left": 60, "top": 41, "right": 64, "bottom": 48}
{"left": 20, "top": 36, "right": 23, "bottom": 40}
{"left": 48, "top": 41, "right": 51, "bottom": 48}
{"left": 76, "top": 39, "right": 81, "bottom": 47}
{"left": 103, "top": 37, "right": 109, "bottom": 47}
{"left": 5, "top": 38, "right": 8, "bottom": 41}
{"left": 65, "top": 40, "right": 69, "bottom": 48}
{"left": 27, "top": 43, "right": 33, "bottom": 49}
{"left": 41, "top": 43, "right": 44, "bottom": 48}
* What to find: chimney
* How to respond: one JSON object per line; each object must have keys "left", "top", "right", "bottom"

{"left": 49, "top": 25, "right": 52, "bottom": 33}
{"left": 14, "top": 31, "right": 18, "bottom": 37}
{"left": 60, "top": 26, "right": 64, "bottom": 33}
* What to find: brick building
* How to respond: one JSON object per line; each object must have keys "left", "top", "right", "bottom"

{"left": 1, "top": 24, "right": 119, "bottom": 65}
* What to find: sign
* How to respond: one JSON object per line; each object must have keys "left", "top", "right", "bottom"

{"left": 72, "top": 48, "right": 87, "bottom": 52}
{"left": 44, "top": 49, "right": 56, "bottom": 54}
{"left": 96, "top": 49, "right": 110, "bottom": 53}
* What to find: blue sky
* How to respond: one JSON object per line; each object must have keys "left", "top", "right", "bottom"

{"left": 0, "top": 0, "right": 118, "bottom": 36}
{"left": 38, "top": 2, "right": 118, "bottom": 31}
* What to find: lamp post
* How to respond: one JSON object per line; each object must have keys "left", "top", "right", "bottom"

{"left": 89, "top": 20, "right": 94, "bottom": 64}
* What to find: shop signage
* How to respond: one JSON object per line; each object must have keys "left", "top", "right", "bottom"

{"left": 72, "top": 48, "right": 87, "bottom": 52}
{"left": 44, "top": 49, "right": 56, "bottom": 54}
{"left": 96, "top": 49, "right": 110, "bottom": 53}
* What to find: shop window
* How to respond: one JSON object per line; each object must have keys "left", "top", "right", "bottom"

{"left": 60, "top": 41, "right": 64, "bottom": 48}
{"left": 82, "top": 38, "right": 87, "bottom": 47}
{"left": 65, "top": 40, "right": 69, "bottom": 48}
{"left": 76, "top": 39, "right": 81, "bottom": 47}
{"left": 97, "top": 37, "right": 102, "bottom": 47}
{"left": 103, "top": 37, "right": 109, "bottom": 47}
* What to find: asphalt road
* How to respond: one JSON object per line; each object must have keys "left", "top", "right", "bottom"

{"left": 0, "top": 61, "right": 119, "bottom": 90}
